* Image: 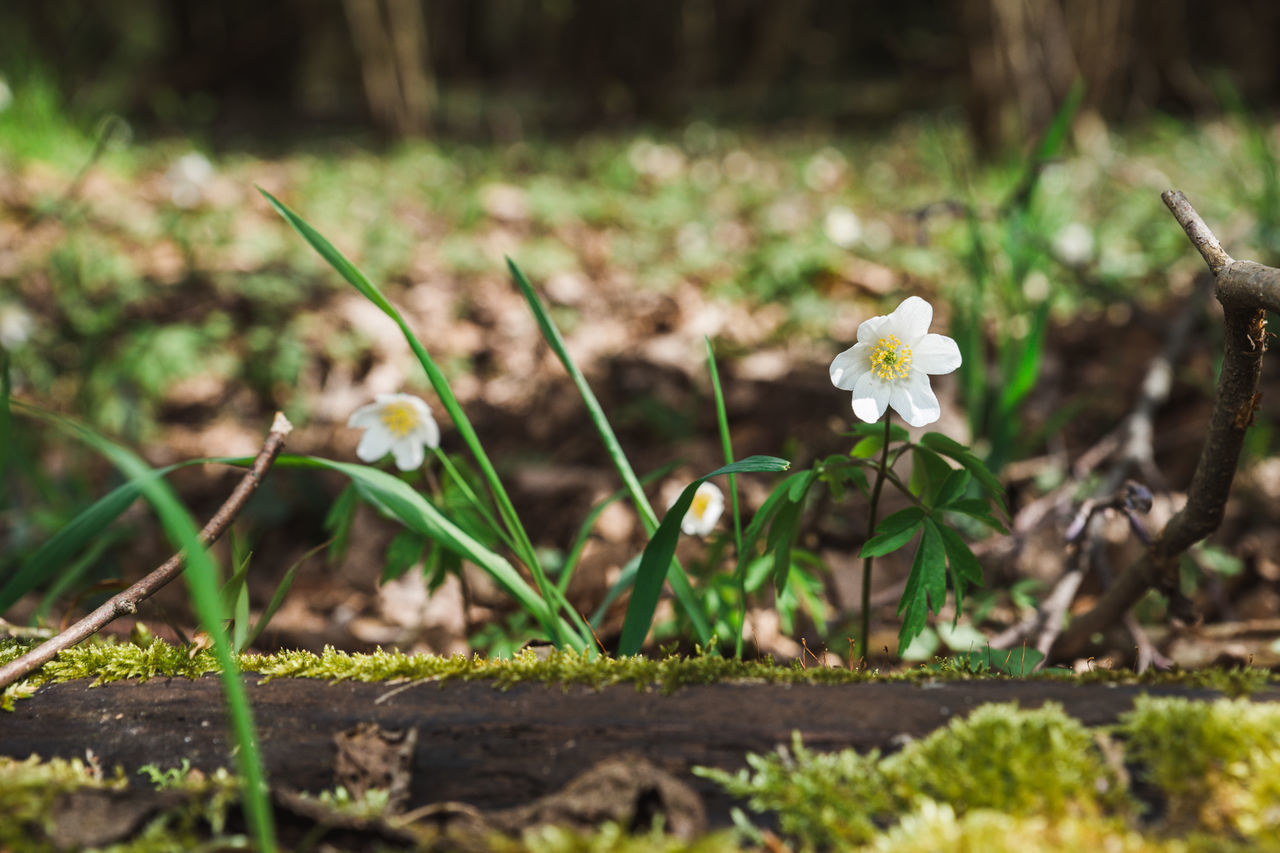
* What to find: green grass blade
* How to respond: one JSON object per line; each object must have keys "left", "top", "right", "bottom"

{"left": 704, "top": 338, "right": 742, "bottom": 553}
{"left": 618, "top": 455, "right": 789, "bottom": 656}
{"left": 15, "top": 403, "right": 275, "bottom": 850}
{"left": 509, "top": 257, "right": 720, "bottom": 645}
{"left": 260, "top": 189, "right": 561, "bottom": 645}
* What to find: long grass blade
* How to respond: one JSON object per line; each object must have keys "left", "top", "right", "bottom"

{"left": 259, "top": 189, "right": 563, "bottom": 646}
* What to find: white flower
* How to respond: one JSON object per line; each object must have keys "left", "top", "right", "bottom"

{"left": 348, "top": 393, "right": 440, "bottom": 471}
{"left": 679, "top": 481, "right": 724, "bottom": 537}
{"left": 823, "top": 205, "right": 863, "bottom": 248}
{"left": 829, "top": 296, "right": 962, "bottom": 427}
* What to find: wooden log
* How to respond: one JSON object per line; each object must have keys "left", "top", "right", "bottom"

{"left": 3, "top": 677, "right": 1277, "bottom": 826}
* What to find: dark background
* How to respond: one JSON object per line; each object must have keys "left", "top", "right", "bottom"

{"left": 4, "top": 1, "right": 1277, "bottom": 149}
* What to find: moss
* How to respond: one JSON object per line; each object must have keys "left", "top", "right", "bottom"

{"left": 882, "top": 701, "right": 1131, "bottom": 819}
{"left": 4, "top": 637, "right": 1275, "bottom": 706}
{"left": 1121, "top": 696, "right": 1280, "bottom": 841}
{"left": 0, "top": 754, "right": 126, "bottom": 847}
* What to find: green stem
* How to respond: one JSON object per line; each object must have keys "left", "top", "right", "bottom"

{"left": 859, "top": 414, "right": 893, "bottom": 665}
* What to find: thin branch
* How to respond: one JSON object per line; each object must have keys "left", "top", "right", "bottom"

{"left": 1161, "top": 189, "right": 1233, "bottom": 275}
{"left": 0, "top": 413, "right": 292, "bottom": 690}
{"left": 1051, "top": 193, "right": 1271, "bottom": 661}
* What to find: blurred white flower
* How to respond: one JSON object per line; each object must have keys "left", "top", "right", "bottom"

{"left": 0, "top": 303, "right": 34, "bottom": 349}
{"left": 679, "top": 481, "right": 724, "bottom": 537}
{"left": 348, "top": 393, "right": 440, "bottom": 471}
{"left": 166, "top": 151, "right": 215, "bottom": 208}
{"left": 0, "top": 77, "right": 12, "bottom": 114}
{"left": 830, "top": 296, "right": 962, "bottom": 427}
{"left": 824, "top": 205, "right": 863, "bottom": 249}
{"left": 1053, "top": 222, "right": 1095, "bottom": 266}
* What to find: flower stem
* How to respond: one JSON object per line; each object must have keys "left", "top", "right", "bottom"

{"left": 859, "top": 414, "right": 893, "bottom": 665}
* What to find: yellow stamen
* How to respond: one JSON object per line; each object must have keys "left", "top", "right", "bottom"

{"left": 379, "top": 401, "right": 420, "bottom": 437}
{"left": 870, "top": 334, "right": 912, "bottom": 381}
{"left": 691, "top": 492, "right": 711, "bottom": 518}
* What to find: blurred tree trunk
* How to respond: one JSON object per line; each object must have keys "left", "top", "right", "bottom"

{"left": 961, "top": 0, "right": 1138, "bottom": 155}
{"left": 342, "top": 0, "right": 436, "bottom": 136}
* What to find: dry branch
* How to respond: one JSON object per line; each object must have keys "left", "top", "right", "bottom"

{"left": 0, "top": 413, "right": 292, "bottom": 689}
{"left": 1049, "top": 191, "right": 1274, "bottom": 661}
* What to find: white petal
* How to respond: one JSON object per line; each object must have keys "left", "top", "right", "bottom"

{"left": 914, "top": 333, "right": 962, "bottom": 374}
{"left": 851, "top": 371, "right": 890, "bottom": 423}
{"left": 855, "top": 313, "right": 891, "bottom": 345}
{"left": 414, "top": 416, "right": 441, "bottom": 450}
{"left": 890, "top": 372, "right": 941, "bottom": 427}
{"left": 889, "top": 296, "right": 933, "bottom": 343}
{"left": 355, "top": 427, "right": 394, "bottom": 462}
{"left": 830, "top": 343, "right": 869, "bottom": 389}
{"left": 348, "top": 402, "right": 383, "bottom": 428}
{"left": 391, "top": 437, "right": 426, "bottom": 471}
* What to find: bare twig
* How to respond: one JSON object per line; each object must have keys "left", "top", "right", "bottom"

{"left": 1050, "top": 191, "right": 1274, "bottom": 661}
{"left": 0, "top": 413, "right": 292, "bottom": 690}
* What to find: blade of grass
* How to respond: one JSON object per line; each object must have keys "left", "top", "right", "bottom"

{"left": 246, "top": 538, "right": 332, "bottom": 650}
{"left": 705, "top": 337, "right": 749, "bottom": 656}
{"left": 618, "top": 455, "right": 790, "bottom": 656}
{"left": 259, "top": 189, "right": 564, "bottom": 647}
{"left": 15, "top": 403, "right": 275, "bottom": 851}
{"left": 509, "top": 257, "right": 718, "bottom": 647}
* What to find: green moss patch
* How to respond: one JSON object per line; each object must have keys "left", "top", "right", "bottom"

{"left": 699, "top": 697, "right": 1280, "bottom": 851}
{"left": 3, "top": 637, "right": 1275, "bottom": 711}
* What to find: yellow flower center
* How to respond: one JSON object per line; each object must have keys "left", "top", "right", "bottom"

{"left": 870, "top": 334, "right": 912, "bottom": 381}
{"left": 691, "top": 491, "right": 712, "bottom": 518}
{"left": 379, "top": 401, "right": 421, "bottom": 438}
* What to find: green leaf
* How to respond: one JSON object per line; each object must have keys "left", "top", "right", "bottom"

{"left": 860, "top": 507, "right": 926, "bottom": 558}
{"left": 909, "top": 445, "right": 953, "bottom": 503}
{"left": 845, "top": 421, "right": 910, "bottom": 443}
{"left": 850, "top": 435, "right": 883, "bottom": 459}
{"left": 274, "top": 455, "right": 581, "bottom": 648}
{"left": 897, "top": 520, "right": 947, "bottom": 655}
{"left": 618, "top": 455, "right": 790, "bottom": 656}
{"left": 919, "top": 432, "right": 1006, "bottom": 504}
{"left": 733, "top": 469, "right": 812, "bottom": 578}
{"left": 932, "top": 468, "right": 971, "bottom": 509}
{"left": 323, "top": 483, "right": 358, "bottom": 564}
{"left": 948, "top": 498, "right": 1009, "bottom": 534}
{"left": 766, "top": 499, "right": 803, "bottom": 594}
{"left": 0, "top": 462, "right": 187, "bottom": 614}
{"left": 936, "top": 522, "right": 984, "bottom": 617}
{"left": 382, "top": 530, "right": 427, "bottom": 582}
{"left": 1001, "top": 301, "right": 1050, "bottom": 413}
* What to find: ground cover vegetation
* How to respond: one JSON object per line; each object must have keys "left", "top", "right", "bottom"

{"left": 4, "top": 59, "right": 1280, "bottom": 851}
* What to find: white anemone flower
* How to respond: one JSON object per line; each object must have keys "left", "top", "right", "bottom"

{"left": 348, "top": 393, "right": 440, "bottom": 471}
{"left": 829, "top": 296, "right": 962, "bottom": 427}
{"left": 680, "top": 481, "right": 724, "bottom": 537}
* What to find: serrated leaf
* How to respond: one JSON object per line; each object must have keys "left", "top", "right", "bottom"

{"left": 919, "top": 519, "right": 947, "bottom": 615}
{"left": 936, "top": 522, "right": 984, "bottom": 617}
{"left": 920, "top": 432, "right": 1006, "bottom": 503}
{"left": 932, "top": 467, "right": 971, "bottom": 509}
{"left": 767, "top": 499, "right": 804, "bottom": 594}
{"left": 860, "top": 507, "right": 926, "bottom": 558}
{"left": 787, "top": 468, "right": 817, "bottom": 501}
{"left": 949, "top": 498, "right": 1010, "bottom": 534}
{"left": 910, "top": 445, "right": 953, "bottom": 503}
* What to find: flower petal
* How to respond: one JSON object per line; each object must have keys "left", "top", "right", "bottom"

{"left": 391, "top": 437, "right": 426, "bottom": 471}
{"left": 348, "top": 402, "right": 383, "bottom": 428}
{"left": 855, "top": 313, "right": 891, "bottom": 345}
{"left": 914, "top": 333, "right": 962, "bottom": 375}
{"left": 830, "top": 343, "right": 869, "bottom": 389}
{"left": 851, "top": 371, "right": 890, "bottom": 423}
{"left": 889, "top": 296, "right": 933, "bottom": 343}
{"left": 414, "top": 416, "right": 441, "bottom": 450}
{"left": 355, "top": 427, "right": 394, "bottom": 463}
{"left": 889, "top": 372, "right": 941, "bottom": 427}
